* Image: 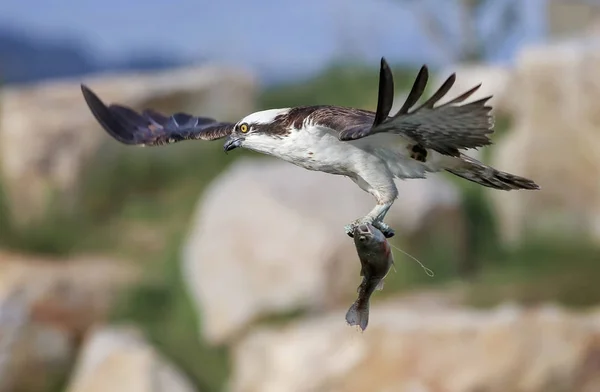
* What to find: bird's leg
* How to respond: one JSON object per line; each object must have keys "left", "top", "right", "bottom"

{"left": 345, "top": 201, "right": 395, "bottom": 238}
{"left": 372, "top": 202, "right": 394, "bottom": 237}
{"left": 345, "top": 173, "right": 397, "bottom": 238}
{"left": 373, "top": 220, "right": 394, "bottom": 238}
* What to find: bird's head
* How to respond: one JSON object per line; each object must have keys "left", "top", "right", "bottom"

{"left": 223, "top": 108, "right": 291, "bottom": 154}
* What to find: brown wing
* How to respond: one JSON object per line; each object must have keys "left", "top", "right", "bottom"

{"left": 338, "top": 58, "right": 493, "bottom": 157}
{"left": 305, "top": 58, "right": 393, "bottom": 139}
{"left": 81, "top": 85, "right": 234, "bottom": 146}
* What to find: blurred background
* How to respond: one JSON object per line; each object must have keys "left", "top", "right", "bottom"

{"left": 0, "top": 0, "right": 600, "bottom": 391}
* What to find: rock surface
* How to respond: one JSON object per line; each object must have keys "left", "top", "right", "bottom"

{"left": 65, "top": 325, "right": 197, "bottom": 392}
{"left": 0, "top": 64, "right": 257, "bottom": 227}
{"left": 182, "top": 157, "right": 463, "bottom": 345}
{"left": 486, "top": 34, "right": 600, "bottom": 246}
{"left": 0, "top": 251, "right": 139, "bottom": 336}
{"left": 229, "top": 301, "right": 600, "bottom": 392}
{"left": 0, "top": 251, "right": 139, "bottom": 392}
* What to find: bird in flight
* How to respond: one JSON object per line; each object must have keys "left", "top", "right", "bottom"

{"left": 80, "top": 57, "right": 539, "bottom": 239}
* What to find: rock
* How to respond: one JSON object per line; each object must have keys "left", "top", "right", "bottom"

{"left": 0, "top": 251, "right": 139, "bottom": 337}
{"left": 0, "top": 251, "right": 139, "bottom": 392}
{"left": 486, "top": 34, "right": 600, "bottom": 246}
{"left": 181, "top": 157, "right": 463, "bottom": 344}
{"left": 229, "top": 301, "right": 600, "bottom": 392}
{"left": 547, "top": 0, "right": 600, "bottom": 39}
{"left": 65, "top": 325, "right": 197, "bottom": 392}
{"left": 0, "top": 64, "right": 257, "bottom": 228}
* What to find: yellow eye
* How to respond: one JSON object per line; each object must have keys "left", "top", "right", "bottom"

{"left": 239, "top": 123, "right": 249, "bottom": 133}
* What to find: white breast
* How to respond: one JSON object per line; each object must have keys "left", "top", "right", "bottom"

{"left": 244, "top": 124, "right": 444, "bottom": 180}
{"left": 351, "top": 132, "right": 449, "bottom": 179}
{"left": 267, "top": 125, "right": 377, "bottom": 175}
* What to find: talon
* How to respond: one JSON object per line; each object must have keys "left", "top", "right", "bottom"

{"left": 345, "top": 219, "right": 370, "bottom": 238}
{"left": 344, "top": 224, "right": 355, "bottom": 238}
{"left": 373, "top": 221, "right": 395, "bottom": 238}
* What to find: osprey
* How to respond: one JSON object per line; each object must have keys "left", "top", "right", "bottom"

{"left": 80, "top": 57, "right": 539, "bottom": 239}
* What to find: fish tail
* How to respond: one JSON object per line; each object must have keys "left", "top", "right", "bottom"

{"left": 345, "top": 300, "right": 370, "bottom": 331}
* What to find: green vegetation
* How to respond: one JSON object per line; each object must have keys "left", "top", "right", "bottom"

{"left": 259, "top": 60, "right": 419, "bottom": 110}
{"left": 0, "top": 61, "right": 599, "bottom": 392}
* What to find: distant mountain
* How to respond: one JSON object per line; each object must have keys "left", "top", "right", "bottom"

{"left": 0, "top": 28, "right": 185, "bottom": 85}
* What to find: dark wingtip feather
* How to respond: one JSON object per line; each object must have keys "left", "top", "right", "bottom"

{"left": 80, "top": 84, "right": 138, "bottom": 144}
{"left": 373, "top": 57, "right": 395, "bottom": 127}
{"left": 142, "top": 109, "right": 169, "bottom": 126}
{"left": 413, "top": 72, "right": 457, "bottom": 111}
{"left": 393, "top": 64, "right": 429, "bottom": 117}
{"left": 440, "top": 83, "right": 484, "bottom": 107}
{"left": 81, "top": 85, "right": 235, "bottom": 146}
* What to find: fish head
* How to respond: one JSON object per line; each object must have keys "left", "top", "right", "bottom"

{"left": 353, "top": 223, "right": 386, "bottom": 248}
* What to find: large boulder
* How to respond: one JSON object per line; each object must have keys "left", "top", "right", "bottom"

{"left": 229, "top": 301, "right": 600, "bottom": 392}
{"left": 486, "top": 34, "right": 600, "bottom": 246}
{"left": 65, "top": 325, "right": 197, "bottom": 392}
{"left": 181, "top": 157, "right": 463, "bottom": 344}
{"left": 0, "top": 251, "right": 139, "bottom": 392}
{"left": 0, "top": 65, "right": 257, "bottom": 228}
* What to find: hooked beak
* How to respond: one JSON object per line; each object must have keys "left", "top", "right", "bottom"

{"left": 223, "top": 136, "right": 243, "bottom": 153}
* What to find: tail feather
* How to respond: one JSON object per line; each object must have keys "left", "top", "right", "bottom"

{"left": 345, "top": 300, "right": 370, "bottom": 331}
{"left": 447, "top": 155, "right": 540, "bottom": 190}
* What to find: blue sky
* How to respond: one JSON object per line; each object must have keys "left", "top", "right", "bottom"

{"left": 0, "top": 0, "right": 548, "bottom": 80}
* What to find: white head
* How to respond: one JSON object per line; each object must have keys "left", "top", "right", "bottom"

{"left": 223, "top": 108, "right": 292, "bottom": 154}
{"left": 238, "top": 108, "right": 291, "bottom": 126}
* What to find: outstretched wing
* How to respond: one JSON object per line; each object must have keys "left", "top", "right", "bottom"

{"left": 338, "top": 58, "right": 493, "bottom": 157}
{"left": 303, "top": 58, "right": 390, "bottom": 137}
{"left": 81, "top": 85, "right": 235, "bottom": 146}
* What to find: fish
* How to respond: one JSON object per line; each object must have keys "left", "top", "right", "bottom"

{"left": 345, "top": 222, "right": 395, "bottom": 331}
